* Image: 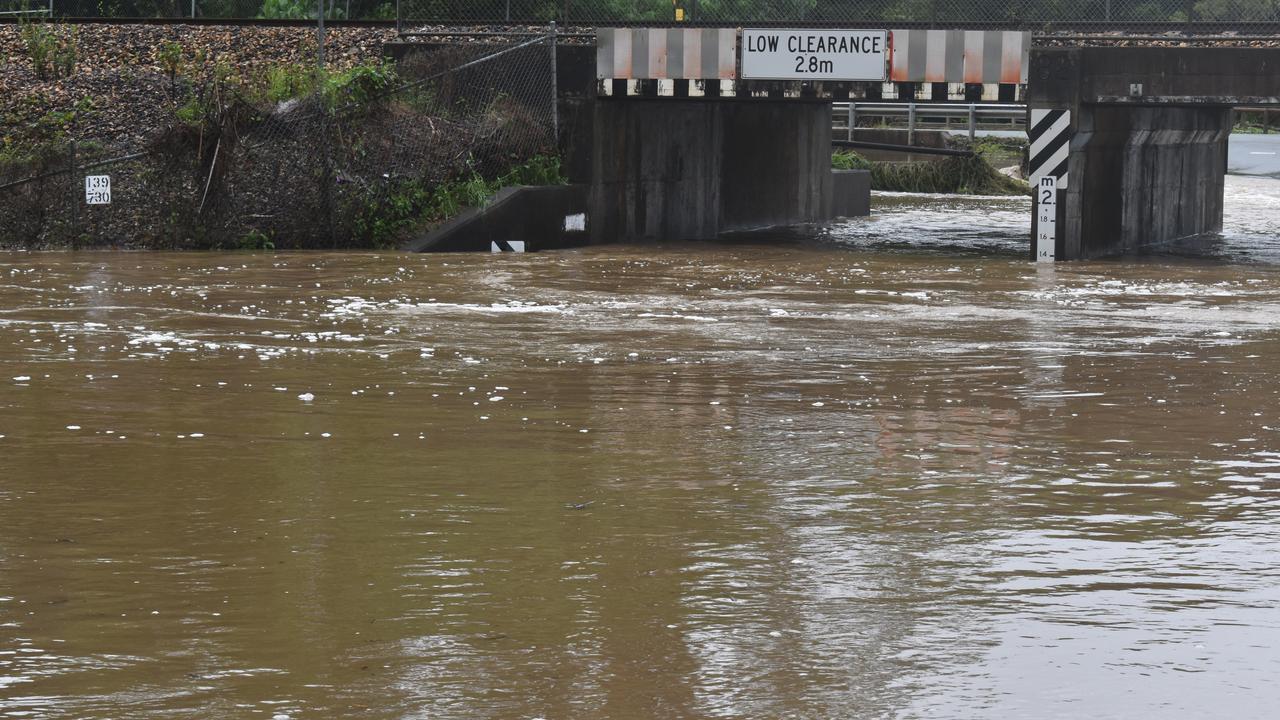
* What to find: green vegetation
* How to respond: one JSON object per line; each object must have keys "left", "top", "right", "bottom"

{"left": 19, "top": 19, "right": 78, "bottom": 81}
{"left": 237, "top": 229, "right": 276, "bottom": 250}
{"left": 831, "top": 150, "right": 872, "bottom": 170}
{"left": 0, "top": 98, "right": 96, "bottom": 168}
{"left": 247, "top": 61, "right": 398, "bottom": 109}
{"left": 871, "top": 155, "right": 1027, "bottom": 195}
{"left": 953, "top": 135, "right": 1026, "bottom": 171}
{"left": 350, "top": 155, "right": 566, "bottom": 248}
{"left": 158, "top": 41, "right": 184, "bottom": 89}
{"left": 258, "top": 0, "right": 320, "bottom": 18}
{"left": 834, "top": 143, "right": 1027, "bottom": 195}
{"left": 1234, "top": 110, "right": 1277, "bottom": 134}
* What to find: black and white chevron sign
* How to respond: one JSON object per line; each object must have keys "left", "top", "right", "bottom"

{"left": 1029, "top": 108, "right": 1070, "bottom": 188}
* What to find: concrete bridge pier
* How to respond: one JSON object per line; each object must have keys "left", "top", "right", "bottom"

{"left": 1028, "top": 46, "right": 1280, "bottom": 260}
{"left": 586, "top": 98, "right": 844, "bottom": 243}
{"left": 1059, "top": 103, "right": 1231, "bottom": 258}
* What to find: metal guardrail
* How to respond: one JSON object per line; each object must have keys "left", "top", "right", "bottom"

{"left": 0, "top": 0, "right": 51, "bottom": 15}
{"left": 834, "top": 102, "right": 1026, "bottom": 143}
{"left": 1236, "top": 106, "right": 1280, "bottom": 133}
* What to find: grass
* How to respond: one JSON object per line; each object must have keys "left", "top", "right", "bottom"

{"left": 832, "top": 148, "right": 1027, "bottom": 195}
{"left": 832, "top": 150, "right": 872, "bottom": 170}
{"left": 872, "top": 155, "right": 1027, "bottom": 195}
{"left": 253, "top": 62, "right": 398, "bottom": 110}
{"left": 19, "top": 19, "right": 77, "bottom": 81}
{"left": 347, "top": 154, "right": 567, "bottom": 248}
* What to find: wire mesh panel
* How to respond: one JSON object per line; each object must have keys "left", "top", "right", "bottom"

{"left": 2, "top": 0, "right": 1277, "bottom": 32}
{"left": 41, "top": 0, "right": 395, "bottom": 19}
{"left": 0, "top": 0, "right": 53, "bottom": 16}
{"left": 395, "top": 0, "right": 1280, "bottom": 32}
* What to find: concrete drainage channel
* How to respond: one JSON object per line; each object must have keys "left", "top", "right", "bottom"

{"left": 402, "top": 170, "right": 870, "bottom": 253}
{"left": 402, "top": 185, "right": 592, "bottom": 253}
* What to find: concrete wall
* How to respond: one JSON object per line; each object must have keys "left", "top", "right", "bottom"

{"left": 1065, "top": 105, "right": 1231, "bottom": 258}
{"left": 588, "top": 98, "right": 835, "bottom": 243}
{"left": 720, "top": 102, "right": 833, "bottom": 231}
{"left": 589, "top": 100, "right": 725, "bottom": 242}
{"left": 1030, "top": 47, "right": 1280, "bottom": 106}
{"left": 1029, "top": 46, "right": 1248, "bottom": 259}
{"left": 404, "top": 185, "right": 589, "bottom": 253}
{"left": 833, "top": 170, "right": 872, "bottom": 218}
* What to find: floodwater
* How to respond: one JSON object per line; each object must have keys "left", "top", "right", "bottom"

{"left": 3, "top": 178, "right": 1280, "bottom": 720}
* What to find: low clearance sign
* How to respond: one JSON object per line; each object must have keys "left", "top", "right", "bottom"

{"left": 741, "top": 29, "right": 887, "bottom": 81}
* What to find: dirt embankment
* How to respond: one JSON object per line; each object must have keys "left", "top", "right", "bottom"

{"left": 0, "top": 23, "right": 397, "bottom": 153}
{"left": 1, "top": 23, "right": 558, "bottom": 250}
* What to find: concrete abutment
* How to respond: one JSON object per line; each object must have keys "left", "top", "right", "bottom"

{"left": 1063, "top": 104, "right": 1230, "bottom": 259}
{"left": 587, "top": 98, "right": 843, "bottom": 244}
{"left": 1030, "top": 46, "right": 1280, "bottom": 260}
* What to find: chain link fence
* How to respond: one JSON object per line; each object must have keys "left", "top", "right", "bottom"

{"left": 5, "top": 0, "right": 1280, "bottom": 30}
{"left": 0, "top": 0, "right": 392, "bottom": 20}
{"left": 398, "top": 0, "right": 1280, "bottom": 29}
{"left": 0, "top": 33, "right": 559, "bottom": 249}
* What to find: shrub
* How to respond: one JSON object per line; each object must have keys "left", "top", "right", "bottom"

{"left": 831, "top": 150, "right": 872, "bottom": 170}
{"left": 19, "top": 20, "right": 77, "bottom": 80}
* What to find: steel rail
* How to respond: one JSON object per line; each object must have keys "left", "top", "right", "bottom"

{"left": 832, "top": 139, "right": 975, "bottom": 157}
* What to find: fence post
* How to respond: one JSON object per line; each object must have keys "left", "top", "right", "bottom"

{"left": 847, "top": 104, "right": 855, "bottom": 141}
{"left": 317, "top": 0, "right": 326, "bottom": 68}
{"left": 395, "top": 0, "right": 401, "bottom": 33}
{"left": 907, "top": 102, "right": 916, "bottom": 145}
{"left": 550, "top": 21, "right": 559, "bottom": 143}
{"left": 70, "top": 140, "right": 80, "bottom": 237}
{"left": 968, "top": 103, "right": 976, "bottom": 140}
{"left": 190, "top": 0, "right": 195, "bottom": 18}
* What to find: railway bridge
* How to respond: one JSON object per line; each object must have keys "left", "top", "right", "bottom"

{"left": 12, "top": 0, "right": 1277, "bottom": 259}
{"left": 579, "top": 24, "right": 1280, "bottom": 260}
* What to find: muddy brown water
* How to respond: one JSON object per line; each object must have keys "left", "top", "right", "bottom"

{"left": 3, "top": 178, "right": 1280, "bottom": 718}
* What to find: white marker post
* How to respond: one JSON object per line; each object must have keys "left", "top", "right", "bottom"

{"left": 84, "top": 175, "right": 111, "bottom": 205}
{"left": 1035, "top": 175, "right": 1057, "bottom": 262}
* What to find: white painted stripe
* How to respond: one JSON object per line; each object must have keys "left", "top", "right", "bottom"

{"left": 682, "top": 28, "right": 700, "bottom": 81}
{"left": 1030, "top": 144, "right": 1068, "bottom": 183}
{"left": 924, "top": 29, "right": 946, "bottom": 82}
{"left": 1028, "top": 108, "right": 1053, "bottom": 126}
{"left": 891, "top": 29, "right": 908, "bottom": 82}
{"left": 613, "top": 28, "right": 632, "bottom": 79}
{"left": 718, "top": 28, "right": 736, "bottom": 79}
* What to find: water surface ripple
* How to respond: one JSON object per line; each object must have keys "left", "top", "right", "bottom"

{"left": 2, "top": 185, "right": 1280, "bottom": 718}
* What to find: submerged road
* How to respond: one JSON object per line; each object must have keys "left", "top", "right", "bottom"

{"left": 3, "top": 173, "right": 1280, "bottom": 716}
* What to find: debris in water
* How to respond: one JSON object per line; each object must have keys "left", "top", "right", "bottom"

{"left": 12, "top": 376, "right": 31, "bottom": 382}
{"left": 298, "top": 393, "right": 315, "bottom": 402}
